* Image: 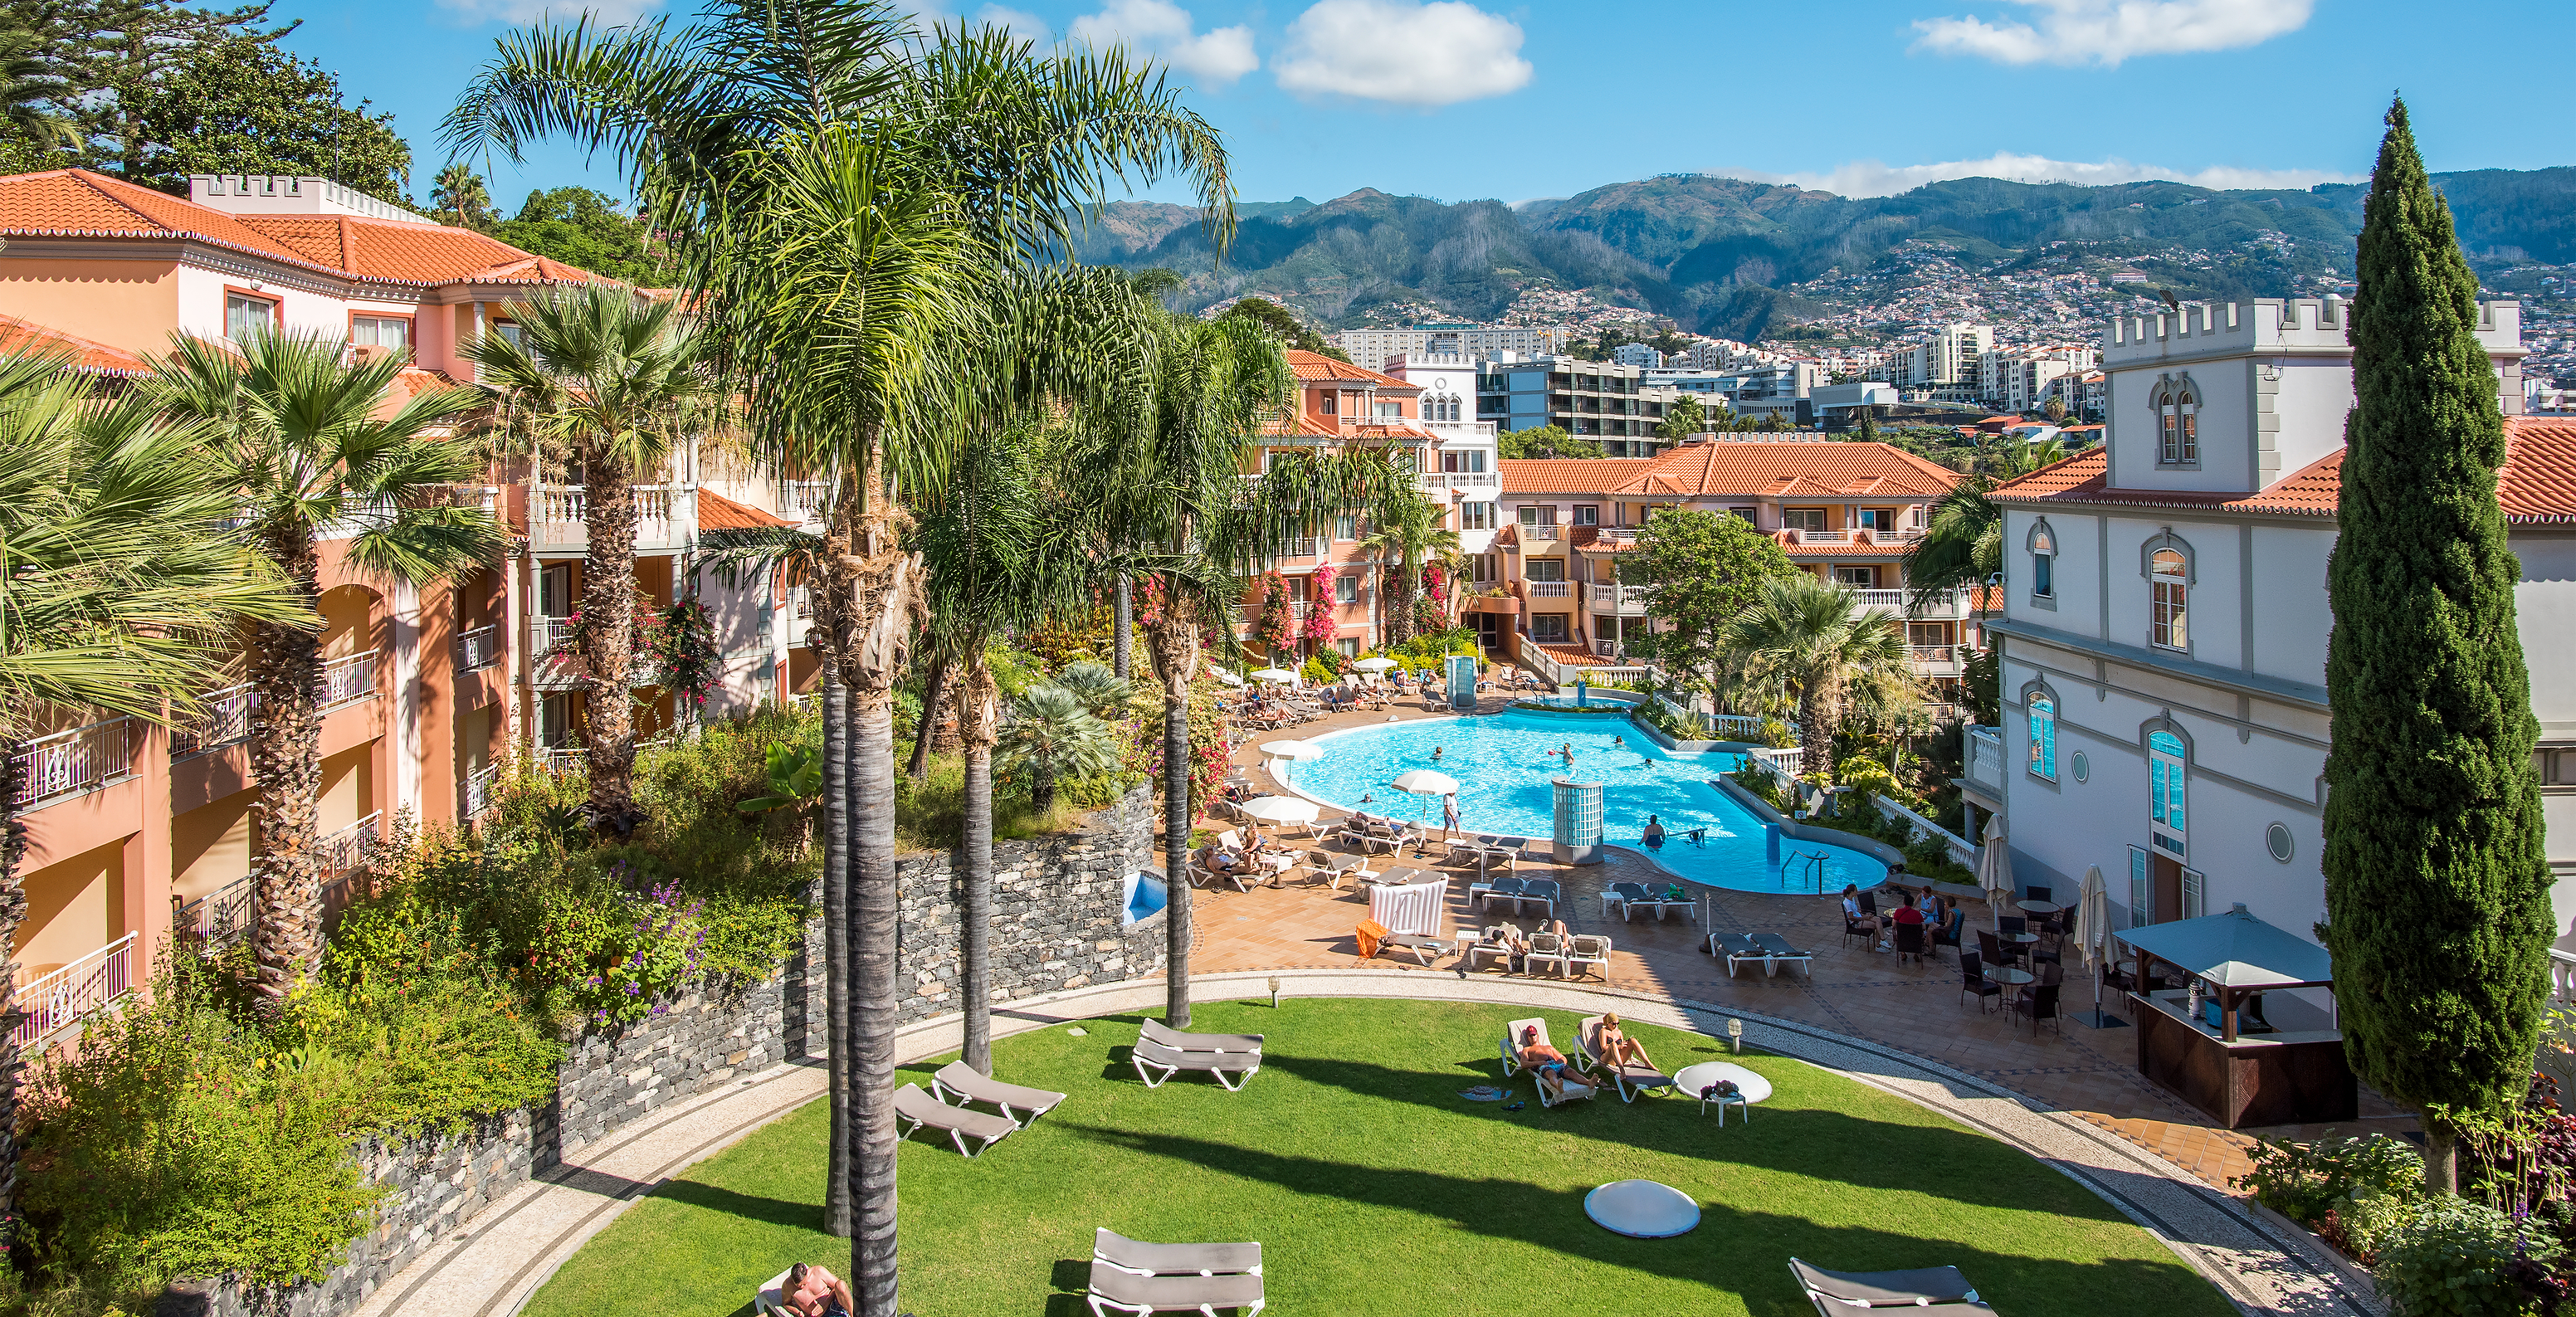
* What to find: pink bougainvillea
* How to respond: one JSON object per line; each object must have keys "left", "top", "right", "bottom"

{"left": 1301, "top": 563, "right": 1339, "bottom": 643}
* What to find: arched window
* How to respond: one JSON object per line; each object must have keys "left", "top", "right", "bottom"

{"left": 2149, "top": 728, "right": 2188, "bottom": 853}
{"left": 2157, "top": 378, "right": 2199, "bottom": 464}
{"left": 2175, "top": 385, "right": 2198, "bottom": 462}
{"left": 2027, "top": 692, "right": 2057, "bottom": 782}
{"left": 2027, "top": 519, "right": 2057, "bottom": 601}
{"left": 2151, "top": 548, "right": 2188, "bottom": 650}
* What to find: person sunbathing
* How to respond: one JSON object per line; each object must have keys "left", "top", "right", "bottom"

{"left": 783, "top": 1263, "right": 853, "bottom": 1317}
{"left": 1516, "top": 1024, "right": 1588, "bottom": 1102}
{"left": 1596, "top": 1012, "right": 1656, "bottom": 1072}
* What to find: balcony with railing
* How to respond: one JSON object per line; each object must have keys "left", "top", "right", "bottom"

{"left": 534, "top": 744, "right": 588, "bottom": 775}
{"left": 1272, "top": 537, "right": 1320, "bottom": 559}
{"left": 1519, "top": 524, "right": 1561, "bottom": 541}
{"left": 11, "top": 932, "right": 135, "bottom": 1049}
{"left": 1580, "top": 527, "right": 1642, "bottom": 550}
{"left": 529, "top": 484, "right": 698, "bottom": 553}
{"left": 463, "top": 762, "right": 499, "bottom": 819}
{"left": 1844, "top": 587, "right": 1971, "bottom": 617}
{"left": 10, "top": 719, "right": 135, "bottom": 810}
{"left": 1585, "top": 583, "right": 1647, "bottom": 614}
{"left": 456, "top": 624, "right": 500, "bottom": 673}
{"left": 320, "top": 651, "right": 379, "bottom": 709}
{"left": 1524, "top": 580, "right": 1571, "bottom": 598}
{"left": 318, "top": 810, "right": 384, "bottom": 875}
{"left": 1964, "top": 724, "right": 2005, "bottom": 799}
{"left": 536, "top": 615, "right": 578, "bottom": 655}
{"left": 1421, "top": 471, "right": 1501, "bottom": 492}
{"left": 779, "top": 478, "right": 836, "bottom": 522}
{"left": 1909, "top": 644, "right": 1960, "bottom": 672}
{"left": 170, "top": 684, "right": 256, "bottom": 760}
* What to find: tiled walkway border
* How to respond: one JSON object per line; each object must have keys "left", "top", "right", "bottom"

{"left": 358, "top": 968, "right": 2380, "bottom": 1317}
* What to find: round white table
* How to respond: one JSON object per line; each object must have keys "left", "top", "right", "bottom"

{"left": 1671, "top": 1061, "right": 1773, "bottom": 1124}
{"left": 1583, "top": 1179, "right": 1700, "bottom": 1238}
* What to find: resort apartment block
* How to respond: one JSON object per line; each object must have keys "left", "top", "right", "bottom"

{"left": 1973, "top": 295, "right": 2576, "bottom": 985}
{"left": 0, "top": 169, "right": 814, "bottom": 1041}
{"left": 1475, "top": 354, "right": 1686, "bottom": 457}
{"left": 1469, "top": 440, "right": 1982, "bottom": 689}
{"left": 1330, "top": 321, "right": 1571, "bottom": 371}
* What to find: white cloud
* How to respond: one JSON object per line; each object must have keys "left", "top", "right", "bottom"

{"left": 1716, "top": 153, "right": 2358, "bottom": 198}
{"left": 1069, "top": 0, "right": 1258, "bottom": 85}
{"left": 433, "top": 0, "right": 662, "bottom": 22}
{"left": 974, "top": 4, "right": 1054, "bottom": 45}
{"left": 1274, "top": 0, "right": 1531, "bottom": 106}
{"left": 1910, "top": 0, "right": 2311, "bottom": 66}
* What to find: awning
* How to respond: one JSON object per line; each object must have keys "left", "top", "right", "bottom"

{"left": 2115, "top": 905, "right": 2332, "bottom": 989}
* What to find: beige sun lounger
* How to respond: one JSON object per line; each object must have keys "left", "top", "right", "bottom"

{"left": 1576, "top": 1014, "right": 1676, "bottom": 1103}
{"left": 1094, "top": 1227, "right": 1263, "bottom": 1277}
{"left": 1132, "top": 1037, "right": 1261, "bottom": 1091}
{"left": 1140, "top": 1019, "right": 1265, "bottom": 1055}
{"left": 894, "top": 1081, "right": 1017, "bottom": 1157}
{"left": 930, "top": 1061, "right": 1066, "bottom": 1128}
{"left": 1087, "top": 1261, "right": 1266, "bottom": 1315}
{"left": 1500, "top": 1017, "right": 1595, "bottom": 1106}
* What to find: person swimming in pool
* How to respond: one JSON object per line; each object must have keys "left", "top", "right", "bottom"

{"left": 1613, "top": 734, "right": 1627, "bottom": 749}
{"left": 1432, "top": 746, "right": 1444, "bottom": 763}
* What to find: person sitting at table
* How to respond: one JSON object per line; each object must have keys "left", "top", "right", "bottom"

{"left": 1891, "top": 890, "right": 1925, "bottom": 941}
{"left": 1642, "top": 816, "right": 1666, "bottom": 851}
{"left": 1842, "top": 883, "right": 1888, "bottom": 951}
{"left": 1595, "top": 1012, "right": 1656, "bottom": 1073}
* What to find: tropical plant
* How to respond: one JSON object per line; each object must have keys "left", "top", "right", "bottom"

{"left": 2322, "top": 96, "right": 2552, "bottom": 1197}
{"left": 1620, "top": 507, "right": 1796, "bottom": 700}
{"left": 466, "top": 284, "right": 720, "bottom": 840}
{"left": 998, "top": 684, "right": 1121, "bottom": 811}
{"left": 446, "top": 10, "right": 1237, "bottom": 1297}
{"left": 0, "top": 30, "right": 74, "bottom": 151}
{"left": 428, "top": 162, "right": 493, "bottom": 228}
{"left": 736, "top": 742, "right": 822, "bottom": 831}
{"left": 1052, "top": 659, "right": 1135, "bottom": 720}
{"left": 1356, "top": 486, "right": 1460, "bottom": 650}
{"left": 145, "top": 329, "right": 500, "bottom": 1015}
{"left": 0, "top": 354, "right": 308, "bottom": 1217}
{"left": 1720, "top": 573, "right": 1920, "bottom": 776}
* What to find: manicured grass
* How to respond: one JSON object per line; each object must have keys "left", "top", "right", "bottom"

{"left": 524, "top": 999, "right": 2230, "bottom": 1316}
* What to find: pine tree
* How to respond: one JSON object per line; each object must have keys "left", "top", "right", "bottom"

{"left": 2321, "top": 96, "right": 2549, "bottom": 1195}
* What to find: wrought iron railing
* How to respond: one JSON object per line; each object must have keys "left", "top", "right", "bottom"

{"left": 457, "top": 624, "right": 500, "bottom": 672}
{"left": 10, "top": 719, "right": 135, "bottom": 807}
{"left": 173, "top": 875, "right": 254, "bottom": 949}
{"left": 318, "top": 811, "right": 383, "bottom": 875}
{"left": 320, "top": 651, "right": 378, "bottom": 709}
{"left": 170, "top": 684, "right": 257, "bottom": 759}
{"left": 11, "top": 933, "right": 135, "bottom": 1049}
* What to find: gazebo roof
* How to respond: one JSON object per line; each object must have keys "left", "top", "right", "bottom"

{"left": 2115, "top": 905, "right": 2333, "bottom": 990}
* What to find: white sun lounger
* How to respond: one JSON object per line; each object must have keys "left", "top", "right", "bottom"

{"left": 1140, "top": 1019, "right": 1265, "bottom": 1056}
{"left": 1087, "top": 1261, "right": 1266, "bottom": 1315}
{"left": 1094, "top": 1227, "right": 1263, "bottom": 1278}
{"left": 894, "top": 1082, "right": 1017, "bottom": 1157}
{"left": 930, "top": 1061, "right": 1066, "bottom": 1128}
{"left": 1132, "top": 1037, "right": 1261, "bottom": 1091}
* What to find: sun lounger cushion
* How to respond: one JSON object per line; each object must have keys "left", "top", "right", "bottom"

{"left": 1140, "top": 1019, "right": 1264, "bottom": 1054}
{"left": 1094, "top": 1228, "right": 1262, "bottom": 1277}
{"left": 1788, "top": 1259, "right": 1980, "bottom": 1306}
{"left": 931, "top": 1061, "right": 1066, "bottom": 1127}
{"left": 1087, "top": 1261, "right": 1266, "bottom": 1315}
{"left": 894, "top": 1082, "right": 1017, "bottom": 1156}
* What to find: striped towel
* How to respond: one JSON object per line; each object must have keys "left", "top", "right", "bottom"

{"left": 1370, "top": 878, "right": 1449, "bottom": 936}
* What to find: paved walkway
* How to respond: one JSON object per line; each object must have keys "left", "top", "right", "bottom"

{"left": 1201, "top": 695, "right": 2415, "bottom": 1193}
{"left": 361, "top": 968, "right": 2376, "bottom": 1317}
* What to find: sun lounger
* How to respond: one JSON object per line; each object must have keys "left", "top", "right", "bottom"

{"left": 1355, "top": 917, "right": 1447, "bottom": 967}
{"left": 1525, "top": 930, "right": 1569, "bottom": 978}
{"left": 754, "top": 1269, "right": 795, "bottom": 1315}
{"left": 930, "top": 1061, "right": 1066, "bottom": 1129}
{"left": 1461, "top": 927, "right": 1515, "bottom": 973}
{"left": 1787, "top": 1259, "right": 1983, "bottom": 1313}
{"left": 1140, "top": 1018, "right": 1264, "bottom": 1055}
{"left": 1094, "top": 1227, "right": 1262, "bottom": 1278}
{"left": 1087, "top": 1261, "right": 1267, "bottom": 1316}
{"left": 1476, "top": 876, "right": 1527, "bottom": 912}
{"left": 1710, "top": 932, "right": 1786, "bottom": 978}
{"left": 894, "top": 1081, "right": 1017, "bottom": 1157}
{"left": 1576, "top": 1014, "right": 1675, "bottom": 1103}
{"left": 1515, "top": 878, "right": 1563, "bottom": 919}
{"left": 1752, "top": 932, "right": 1815, "bottom": 978}
{"left": 1604, "top": 881, "right": 1652, "bottom": 921}
{"left": 1131, "top": 1037, "right": 1261, "bottom": 1091}
{"left": 1500, "top": 1017, "right": 1554, "bottom": 1075}
{"left": 1563, "top": 934, "right": 1612, "bottom": 981}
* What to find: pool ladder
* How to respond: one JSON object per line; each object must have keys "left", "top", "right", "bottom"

{"left": 1780, "top": 851, "right": 1829, "bottom": 894}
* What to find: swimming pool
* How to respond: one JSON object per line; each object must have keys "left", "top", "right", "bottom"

{"left": 1286, "top": 709, "right": 1888, "bottom": 894}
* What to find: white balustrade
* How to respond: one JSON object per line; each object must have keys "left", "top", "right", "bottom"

{"left": 1525, "top": 581, "right": 1570, "bottom": 598}
{"left": 537, "top": 616, "right": 578, "bottom": 654}
{"left": 457, "top": 624, "right": 500, "bottom": 672}
{"left": 463, "top": 763, "right": 499, "bottom": 818}
{"left": 1964, "top": 724, "right": 2005, "bottom": 798}
{"left": 2554, "top": 949, "right": 2576, "bottom": 1003}
{"left": 320, "top": 651, "right": 379, "bottom": 708}
{"left": 10, "top": 719, "right": 134, "bottom": 807}
{"left": 11, "top": 933, "right": 135, "bottom": 1048}
{"left": 1520, "top": 524, "right": 1560, "bottom": 541}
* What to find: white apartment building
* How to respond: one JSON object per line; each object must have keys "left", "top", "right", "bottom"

{"left": 1980, "top": 344, "right": 2100, "bottom": 413}
{"left": 1612, "top": 342, "right": 1665, "bottom": 368}
{"left": 1883, "top": 324, "right": 1996, "bottom": 396}
{"left": 1974, "top": 297, "right": 2576, "bottom": 987}
{"left": 1333, "top": 321, "right": 1572, "bottom": 371}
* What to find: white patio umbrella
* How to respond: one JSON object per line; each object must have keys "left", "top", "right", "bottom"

{"left": 1212, "top": 669, "right": 1244, "bottom": 686}
{"left": 1392, "top": 768, "right": 1460, "bottom": 796}
{"left": 1351, "top": 656, "right": 1398, "bottom": 672}
{"left": 2071, "top": 864, "right": 2125, "bottom": 1029}
{"left": 1259, "top": 739, "right": 1325, "bottom": 762}
{"left": 1973, "top": 812, "right": 2013, "bottom": 926}
{"left": 1239, "top": 795, "right": 1320, "bottom": 826}
{"left": 1249, "top": 667, "right": 1300, "bottom": 685}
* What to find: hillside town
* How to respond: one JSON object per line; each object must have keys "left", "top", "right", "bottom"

{"left": 0, "top": 3, "right": 2569, "bottom": 1317}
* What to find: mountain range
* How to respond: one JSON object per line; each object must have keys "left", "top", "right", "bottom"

{"left": 1072, "top": 168, "right": 2576, "bottom": 340}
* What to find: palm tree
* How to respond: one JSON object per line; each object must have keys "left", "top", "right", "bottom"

{"left": 0, "top": 354, "right": 308, "bottom": 1215}
{"left": 998, "top": 684, "right": 1120, "bottom": 811}
{"left": 1051, "top": 659, "right": 1135, "bottom": 721}
{"left": 146, "top": 330, "right": 500, "bottom": 1012}
{"left": 465, "top": 285, "right": 718, "bottom": 838}
{"left": 0, "top": 31, "right": 74, "bottom": 153}
{"left": 1721, "top": 573, "right": 1920, "bottom": 780}
{"left": 430, "top": 163, "right": 494, "bottom": 228}
{"left": 446, "top": 14, "right": 1233, "bottom": 1307}
{"left": 1357, "top": 487, "right": 1461, "bottom": 648}
{"left": 1898, "top": 437, "right": 2066, "bottom": 613}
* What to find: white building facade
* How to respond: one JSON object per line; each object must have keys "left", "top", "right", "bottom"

{"left": 1979, "top": 297, "right": 2576, "bottom": 984}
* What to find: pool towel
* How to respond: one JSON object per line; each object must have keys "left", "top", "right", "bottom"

{"left": 1459, "top": 1085, "right": 1509, "bottom": 1102}
{"left": 1369, "top": 878, "right": 1449, "bottom": 936}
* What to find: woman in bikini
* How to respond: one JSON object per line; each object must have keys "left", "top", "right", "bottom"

{"left": 1595, "top": 1012, "right": 1656, "bottom": 1073}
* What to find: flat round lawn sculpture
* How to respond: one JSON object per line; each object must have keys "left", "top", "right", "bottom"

{"left": 1671, "top": 1061, "right": 1773, "bottom": 1111}
{"left": 1585, "top": 1179, "right": 1700, "bottom": 1238}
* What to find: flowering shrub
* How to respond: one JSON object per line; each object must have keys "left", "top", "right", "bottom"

{"left": 525, "top": 874, "right": 709, "bottom": 1028}
{"left": 642, "top": 598, "right": 722, "bottom": 710}
{"left": 1139, "top": 679, "right": 1232, "bottom": 818}
{"left": 1302, "top": 563, "right": 1339, "bottom": 643}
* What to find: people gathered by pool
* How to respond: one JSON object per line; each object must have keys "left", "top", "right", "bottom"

{"left": 1844, "top": 883, "right": 1889, "bottom": 951}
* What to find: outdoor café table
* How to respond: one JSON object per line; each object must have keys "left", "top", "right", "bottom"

{"left": 1987, "top": 965, "right": 2036, "bottom": 988}
{"left": 1671, "top": 1061, "right": 1772, "bottom": 1124}
{"left": 2017, "top": 900, "right": 2063, "bottom": 916}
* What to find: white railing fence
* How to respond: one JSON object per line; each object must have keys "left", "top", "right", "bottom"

{"left": 1964, "top": 724, "right": 2005, "bottom": 798}
{"left": 1910, "top": 644, "right": 1957, "bottom": 666}
{"left": 457, "top": 624, "right": 500, "bottom": 672}
{"left": 318, "top": 811, "right": 383, "bottom": 874}
{"left": 11, "top": 932, "right": 136, "bottom": 1049}
{"left": 535, "top": 744, "right": 588, "bottom": 775}
{"left": 1520, "top": 524, "right": 1561, "bottom": 541}
{"left": 320, "top": 651, "right": 379, "bottom": 708}
{"left": 537, "top": 615, "right": 578, "bottom": 654}
{"left": 781, "top": 478, "right": 836, "bottom": 520}
{"left": 2554, "top": 949, "right": 2576, "bottom": 1004}
{"left": 1872, "top": 794, "right": 1979, "bottom": 869}
{"left": 1525, "top": 581, "right": 1570, "bottom": 598}
{"left": 11, "top": 719, "right": 135, "bottom": 807}
{"left": 463, "top": 762, "right": 499, "bottom": 818}
{"left": 173, "top": 875, "right": 256, "bottom": 949}
{"left": 171, "top": 684, "right": 258, "bottom": 759}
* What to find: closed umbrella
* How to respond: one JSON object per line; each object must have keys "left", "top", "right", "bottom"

{"left": 1212, "top": 669, "right": 1244, "bottom": 686}
{"left": 1973, "top": 812, "right": 2013, "bottom": 927}
{"left": 2072, "top": 864, "right": 2125, "bottom": 1029}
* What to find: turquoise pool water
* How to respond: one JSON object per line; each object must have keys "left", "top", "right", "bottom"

{"left": 1289, "top": 709, "right": 1887, "bottom": 894}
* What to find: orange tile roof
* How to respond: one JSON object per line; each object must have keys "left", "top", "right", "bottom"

{"left": 1639, "top": 441, "right": 1963, "bottom": 499}
{"left": 697, "top": 489, "right": 798, "bottom": 531}
{"left": 0, "top": 168, "right": 611, "bottom": 289}
{"left": 1528, "top": 641, "right": 1622, "bottom": 667}
{"left": 1988, "top": 417, "right": 2576, "bottom": 524}
{"left": 0, "top": 310, "right": 149, "bottom": 376}
{"left": 1286, "top": 349, "right": 1419, "bottom": 390}
{"left": 1500, "top": 458, "right": 1656, "bottom": 494}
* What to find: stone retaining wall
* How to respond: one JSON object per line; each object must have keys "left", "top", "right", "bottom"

{"left": 158, "top": 788, "right": 1161, "bottom": 1317}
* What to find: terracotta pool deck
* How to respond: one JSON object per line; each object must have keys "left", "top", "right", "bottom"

{"left": 1187, "top": 691, "right": 2412, "bottom": 1195}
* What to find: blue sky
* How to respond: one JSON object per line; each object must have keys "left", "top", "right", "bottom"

{"left": 274, "top": 0, "right": 2563, "bottom": 215}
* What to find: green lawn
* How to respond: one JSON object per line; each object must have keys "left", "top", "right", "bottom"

{"left": 524, "top": 999, "right": 2230, "bottom": 1316}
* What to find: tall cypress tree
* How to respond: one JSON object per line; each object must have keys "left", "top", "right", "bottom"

{"left": 2321, "top": 96, "right": 2549, "bottom": 1195}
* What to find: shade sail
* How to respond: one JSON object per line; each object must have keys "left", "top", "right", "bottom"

{"left": 2116, "top": 905, "right": 2333, "bottom": 989}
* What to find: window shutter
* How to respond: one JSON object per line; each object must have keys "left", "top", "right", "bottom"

{"left": 2129, "top": 845, "right": 2150, "bottom": 925}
